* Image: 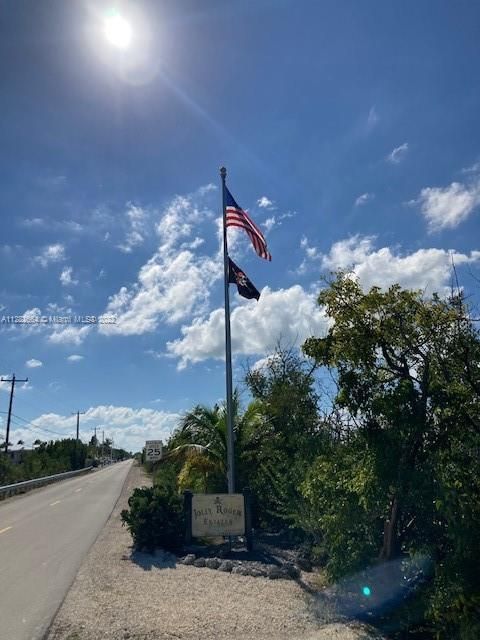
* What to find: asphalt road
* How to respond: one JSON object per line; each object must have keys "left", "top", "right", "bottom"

{"left": 0, "top": 460, "right": 133, "bottom": 640}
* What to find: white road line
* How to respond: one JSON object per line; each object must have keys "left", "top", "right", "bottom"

{"left": 0, "top": 526, "right": 13, "bottom": 535}
{"left": 49, "top": 500, "right": 61, "bottom": 507}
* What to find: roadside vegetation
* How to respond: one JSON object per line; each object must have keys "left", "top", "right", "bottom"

{"left": 122, "top": 272, "right": 480, "bottom": 640}
{"left": 0, "top": 437, "right": 131, "bottom": 486}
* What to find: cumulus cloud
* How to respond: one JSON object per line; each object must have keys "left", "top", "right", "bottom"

{"left": 10, "top": 405, "right": 180, "bottom": 452}
{"left": 417, "top": 179, "right": 480, "bottom": 231}
{"left": 321, "top": 235, "right": 480, "bottom": 294}
{"left": 25, "top": 358, "right": 43, "bottom": 368}
{"left": 354, "top": 192, "right": 374, "bottom": 207}
{"left": 100, "top": 186, "right": 221, "bottom": 336}
{"left": 60, "top": 266, "right": 78, "bottom": 286}
{"left": 35, "top": 244, "right": 66, "bottom": 267}
{"left": 48, "top": 325, "right": 92, "bottom": 346}
{"left": 67, "top": 354, "right": 84, "bottom": 362}
{"left": 386, "top": 142, "right": 409, "bottom": 164}
{"left": 167, "top": 285, "right": 329, "bottom": 369}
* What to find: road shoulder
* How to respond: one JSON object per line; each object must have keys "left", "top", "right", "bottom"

{"left": 46, "top": 463, "right": 383, "bottom": 640}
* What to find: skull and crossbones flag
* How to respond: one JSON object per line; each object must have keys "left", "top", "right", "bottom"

{"left": 228, "top": 258, "right": 260, "bottom": 300}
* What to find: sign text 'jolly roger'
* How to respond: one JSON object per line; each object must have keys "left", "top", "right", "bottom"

{"left": 191, "top": 493, "right": 245, "bottom": 537}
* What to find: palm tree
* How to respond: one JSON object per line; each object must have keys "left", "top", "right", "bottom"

{"left": 168, "top": 393, "right": 264, "bottom": 493}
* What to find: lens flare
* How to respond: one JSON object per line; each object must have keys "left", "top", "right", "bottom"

{"left": 362, "top": 586, "right": 372, "bottom": 597}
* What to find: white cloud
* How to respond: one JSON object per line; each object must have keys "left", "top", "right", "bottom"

{"left": 67, "top": 354, "right": 84, "bottom": 362}
{"left": 48, "top": 325, "right": 92, "bottom": 345}
{"left": 117, "top": 203, "right": 148, "bottom": 253}
{"left": 60, "top": 266, "right": 78, "bottom": 286}
{"left": 35, "top": 244, "right": 66, "bottom": 267}
{"left": 417, "top": 179, "right": 480, "bottom": 231}
{"left": 263, "top": 216, "right": 276, "bottom": 232}
{"left": 257, "top": 196, "right": 274, "bottom": 209}
{"left": 20, "top": 405, "right": 180, "bottom": 452}
{"left": 321, "top": 235, "right": 480, "bottom": 294}
{"left": 167, "top": 285, "right": 329, "bottom": 369}
{"left": 100, "top": 187, "right": 221, "bottom": 336}
{"left": 386, "top": 142, "right": 409, "bottom": 164}
{"left": 354, "top": 192, "right": 374, "bottom": 207}
{"left": 25, "top": 358, "right": 43, "bottom": 368}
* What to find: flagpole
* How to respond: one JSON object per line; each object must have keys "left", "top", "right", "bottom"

{"left": 220, "top": 166, "right": 235, "bottom": 494}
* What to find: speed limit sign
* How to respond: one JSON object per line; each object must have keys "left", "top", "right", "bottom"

{"left": 145, "top": 440, "right": 163, "bottom": 462}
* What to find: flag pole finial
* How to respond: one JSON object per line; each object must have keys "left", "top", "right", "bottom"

{"left": 220, "top": 166, "right": 227, "bottom": 179}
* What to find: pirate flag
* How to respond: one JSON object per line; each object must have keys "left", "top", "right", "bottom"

{"left": 228, "top": 258, "right": 260, "bottom": 300}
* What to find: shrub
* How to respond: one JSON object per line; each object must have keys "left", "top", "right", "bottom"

{"left": 121, "top": 485, "right": 184, "bottom": 553}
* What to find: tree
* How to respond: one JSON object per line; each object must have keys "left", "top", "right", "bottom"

{"left": 243, "top": 346, "right": 326, "bottom": 529}
{"left": 167, "top": 392, "right": 263, "bottom": 493}
{"left": 301, "top": 273, "right": 480, "bottom": 636}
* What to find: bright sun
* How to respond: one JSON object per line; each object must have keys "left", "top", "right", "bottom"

{"left": 104, "top": 12, "right": 132, "bottom": 49}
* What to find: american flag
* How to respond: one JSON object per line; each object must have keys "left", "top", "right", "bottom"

{"left": 225, "top": 187, "right": 272, "bottom": 261}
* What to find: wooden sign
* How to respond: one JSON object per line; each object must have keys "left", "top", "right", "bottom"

{"left": 191, "top": 493, "right": 245, "bottom": 537}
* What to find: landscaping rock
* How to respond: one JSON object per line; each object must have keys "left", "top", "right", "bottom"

{"left": 193, "top": 557, "right": 206, "bottom": 567}
{"left": 231, "top": 565, "right": 250, "bottom": 576}
{"left": 283, "top": 563, "right": 301, "bottom": 579}
{"left": 217, "top": 560, "right": 234, "bottom": 572}
{"left": 205, "top": 558, "right": 221, "bottom": 570}
{"left": 246, "top": 568, "right": 266, "bottom": 578}
{"left": 181, "top": 554, "right": 196, "bottom": 565}
{"left": 267, "top": 566, "right": 291, "bottom": 580}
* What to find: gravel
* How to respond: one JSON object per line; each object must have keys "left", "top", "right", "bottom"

{"left": 46, "top": 463, "right": 384, "bottom": 640}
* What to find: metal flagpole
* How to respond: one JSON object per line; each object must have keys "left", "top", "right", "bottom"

{"left": 220, "top": 166, "right": 235, "bottom": 494}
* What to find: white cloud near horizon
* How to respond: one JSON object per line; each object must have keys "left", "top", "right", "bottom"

{"left": 8, "top": 405, "right": 181, "bottom": 452}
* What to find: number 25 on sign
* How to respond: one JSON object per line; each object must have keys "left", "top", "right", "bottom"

{"left": 145, "top": 440, "right": 163, "bottom": 462}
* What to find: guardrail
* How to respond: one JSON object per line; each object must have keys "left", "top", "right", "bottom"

{"left": 0, "top": 467, "right": 93, "bottom": 501}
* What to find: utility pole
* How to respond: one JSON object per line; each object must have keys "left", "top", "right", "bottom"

{"left": 1, "top": 374, "right": 28, "bottom": 454}
{"left": 101, "top": 430, "right": 104, "bottom": 465}
{"left": 71, "top": 410, "right": 85, "bottom": 469}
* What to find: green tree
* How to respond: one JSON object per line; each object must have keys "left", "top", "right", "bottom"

{"left": 243, "top": 346, "right": 326, "bottom": 529}
{"left": 167, "top": 392, "right": 263, "bottom": 493}
{"left": 301, "top": 273, "right": 480, "bottom": 637}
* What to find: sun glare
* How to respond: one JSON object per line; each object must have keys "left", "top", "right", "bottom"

{"left": 104, "top": 11, "right": 132, "bottom": 49}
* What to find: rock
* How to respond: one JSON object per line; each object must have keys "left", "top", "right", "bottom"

{"left": 231, "top": 565, "right": 250, "bottom": 575}
{"left": 218, "top": 560, "right": 234, "bottom": 572}
{"left": 205, "top": 557, "right": 221, "bottom": 570}
{"left": 193, "top": 557, "right": 206, "bottom": 567}
{"left": 283, "top": 562, "right": 301, "bottom": 579}
{"left": 267, "top": 566, "right": 291, "bottom": 580}
{"left": 181, "top": 554, "right": 196, "bottom": 565}
{"left": 296, "top": 557, "right": 312, "bottom": 572}
{"left": 246, "top": 568, "right": 266, "bottom": 578}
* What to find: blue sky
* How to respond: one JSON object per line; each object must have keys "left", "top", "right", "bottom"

{"left": 1, "top": 0, "right": 480, "bottom": 452}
